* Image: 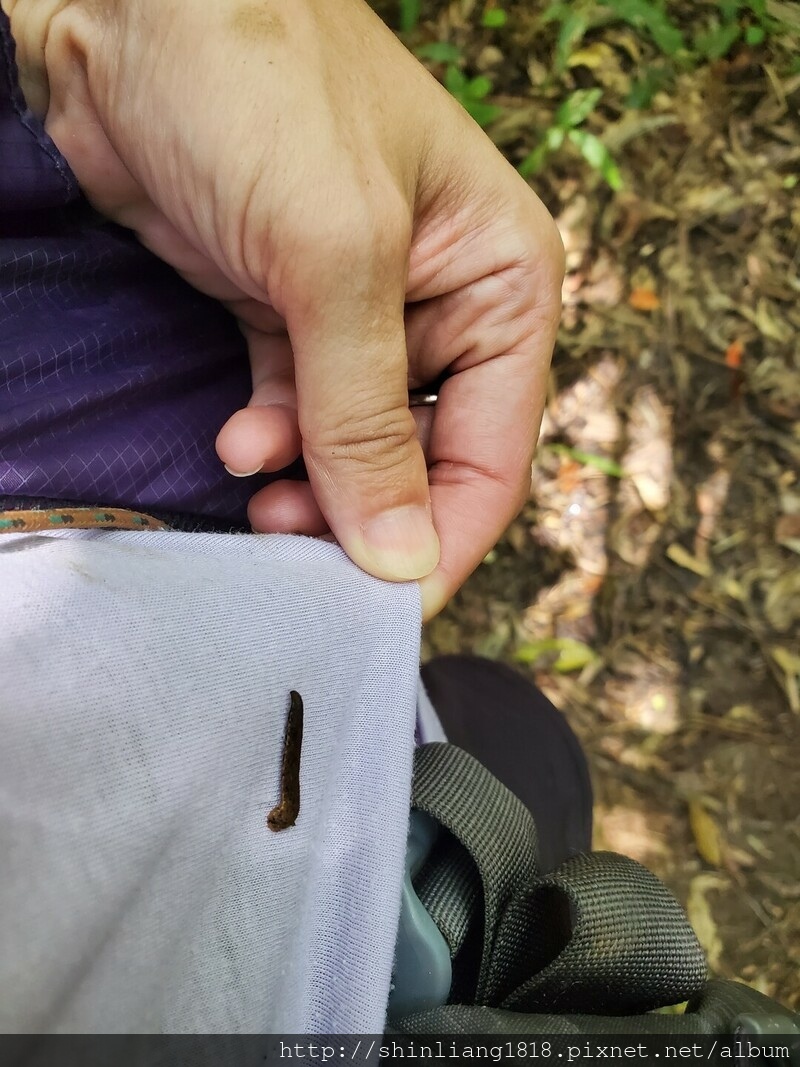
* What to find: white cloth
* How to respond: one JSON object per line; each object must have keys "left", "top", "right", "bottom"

{"left": 0, "top": 529, "right": 423, "bottom": 1034}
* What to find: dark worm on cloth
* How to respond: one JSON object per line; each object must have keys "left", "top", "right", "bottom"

{"left": 267, "top": 691, "right": 304, "bottom": 831}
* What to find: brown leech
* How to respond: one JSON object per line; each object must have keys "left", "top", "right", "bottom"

{"left": 267, "top": 691, "right": 304, "bottom": 831}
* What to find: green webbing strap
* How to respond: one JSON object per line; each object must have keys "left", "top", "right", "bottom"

{"left": 393, "top": 742, "right": 799, "bottom": 1036}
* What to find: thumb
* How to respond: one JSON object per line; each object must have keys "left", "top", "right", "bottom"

{"left": 282, "top": 215, "right": 440, "bottom": 582}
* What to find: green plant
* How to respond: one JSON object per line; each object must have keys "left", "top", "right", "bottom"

{"left": 542, "top": 0, "right": 791, "bottom": 74}
{"left": 410, "top": 4, "right": 508, "bottom": 130}
{"left": 541, "top": 0, "right": 684, "bottom": 73}
{"left": 482, "top": 6, "right": 508, "bottom": 29}
{"left": 414, "top": 41, "right": 462, "bottom": 64}
{"left": 398, "top": 0, "right": 421, "bottom": 34}
{"left": 626, "top": 65, "right": 672, "bottom": 109}
{"left": 518, "top": 88, "right": 622, "bottom": 189}
{"left": 414, "top": 40, "right": 502, "bottom": 129}
{"left": 443, "top": 67, "right": 502, "bottom": 127}
{"left": 693, "top": 0, "right": 787, "bottom": 59}
{"left": 544, "top": 442, "right": 625, "bottom": 478}
{"left": 515, "top": 637, "right": 599, "bottom": 674}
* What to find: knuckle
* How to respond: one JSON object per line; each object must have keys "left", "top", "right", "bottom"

{"left": 305, "top": 405, "right": 419, "bottom": 478}
{"left": 514, "top": 200, "right": 567, "bottom": 292}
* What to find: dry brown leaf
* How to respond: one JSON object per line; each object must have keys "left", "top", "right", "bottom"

{"left": 555, "top": 195, "right": 592, "bottom": 272}
{"left": 623, "top": 386, "right": 673, "bottom": 512}
{"left": 696, "top": 467, "right": 731, "bottom": 557}
{"left": 764, "top": 571, "right": 800, "bottom": 633}
{"left": 775, "top": 515, "right": 800, "bottom": 555}
{"left": 579, "top": 252, "right": 625, "bottom": 308}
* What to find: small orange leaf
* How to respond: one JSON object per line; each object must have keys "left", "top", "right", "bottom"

{"left": 725, "top": 340, "right": 744, "bottom": 368}
{"left": 629, "top": 287, "right": 661, "bottom": 311}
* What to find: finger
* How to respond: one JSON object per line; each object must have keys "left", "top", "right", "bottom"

{"left": 216, "top": 405, "right": 302, "bottom": 477}
{"left": 416, "top": 307, "right": 560, "bottom": 621}
{"left": 248, "top": 480, "right": 329, "bottom": 536}
{"left": 216, "top": 325, "right": 302, "bottom": 476}
{"left": 282, "top": 203, "right": 439, "bottom": 582}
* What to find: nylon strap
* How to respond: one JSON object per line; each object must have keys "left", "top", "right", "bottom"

{"left": 393, "top": 742, "right": 799, "bottom": 1036}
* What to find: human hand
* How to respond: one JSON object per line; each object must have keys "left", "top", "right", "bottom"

{"left": 6, "top": 0, "right": 563, "bottom": 619}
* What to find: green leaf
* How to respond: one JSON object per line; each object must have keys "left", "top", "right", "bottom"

{"left": 646, "top": 18, "right": 685, "bottom": 54}
{"left": 545, "top": 441, "right": 625, "bottom": 476}
{"left": 569, "top": 130, "right": 623, "bottom": 189}
{"left": 744, "top": 23, "right": 766, "bottom": 43}
{"left": 553, "top": 641, "right": 599, "bottom": 673}
{"left": 555, "top": 87, "right": 603, "bottom": 129}
{"left": 415, "top": 41, "right": 463, "bottom": 64}
{"left": 518, "top": 142, "right": 552, "bottom": 178}
{"left": 747, "top": 0, "right": 767, "bottom": 18}
{"left": 444, "top": 65, "right": 468, "bottom": 93}
{"left": 719, "top": 0, "right": 743, "bottom": 21}
{"left": 482, "top": 8, "right": 508, "bottom": 28}
{"left": 609, "top": 0, "right": 685, "bottom": 55}
{"left": 467, "top": 74, "right": 493, "bottom": 100}
{"left": 554, "top": 10, "right": 591, "bottom": 72}
{"left": 541, "top": 2, "right": 571, "bottom": 24}
{"left": 518, "top": 127, "right": 565, "bottom": 179}
{"left": 515, "top": 638, "right": 598, "bottom": 673}
{"left": 399, "top": 0, "right": 422, "bottom": 33}
{"left": 463, "top": 99, "right": 502, "bottom": 127}
{"left": 444, "top": 70, "right": 500, "bottom": 126}
{"left": 694, "top": 20, "right": 741, "bottom": 58}
{"left": 626, "top": 66, "right": 669, "bottom": 109}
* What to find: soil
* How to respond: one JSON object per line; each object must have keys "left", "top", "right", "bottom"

{"left": 379, "top": 0, "right": 800, "bottom": 1012}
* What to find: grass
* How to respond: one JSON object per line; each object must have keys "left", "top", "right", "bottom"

{"left": 393, "top": 0, "right": 799, "bottom": 186}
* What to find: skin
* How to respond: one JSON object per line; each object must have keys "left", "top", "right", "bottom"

{"left": 3, "top": 0, "right": 564, "bottom": 620}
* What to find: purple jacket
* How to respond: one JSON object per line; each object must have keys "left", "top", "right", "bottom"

{"left": 0, "top": 9, "right": 290, "bottom": 527}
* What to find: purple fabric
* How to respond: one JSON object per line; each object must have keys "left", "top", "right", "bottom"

{"left": 0, "top": 9, "right": 286, "bottom": 524}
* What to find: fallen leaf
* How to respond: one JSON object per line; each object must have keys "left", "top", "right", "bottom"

{"left": 689, "top": 798, "right": 724, "bottom": 867}
{"left": 696, "top": 467, "right": 731, "bottom": 556}
{"left": 770, "top": 646, "right": 800, "bottom": 713}
{"left": 666, "top": 543, "right": 712, "bottom": 578}
{"left": 686, "top": 874, "right": 728, "bottom": 970}
{"left": 775, "top": 514, "right": 800, "bottom": 554}
{"left": 629, "top": 286, "right": 661, "bottom": 311}
{"left": 725, "top": 339, "right": 744, "bottom": 368}
{"left": 622, "top": 386, "right": 673, "bottom": 511}
{"left": 567, "top": 42, "right": 615, "bottom": 70}
{"left": 764, "top": 572, "right": 800, "bottom": 633}
{"left": 515, "top": 637, "right": 598, "bottom": 673}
